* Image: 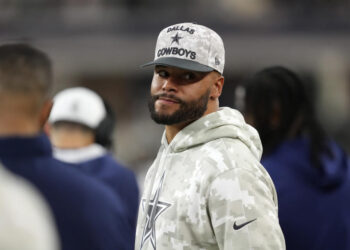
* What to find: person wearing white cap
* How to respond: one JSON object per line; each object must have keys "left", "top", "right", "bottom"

{"left": 48, "top": 87, "right": 139, "bottom": 238}
{"left": 135, "top": 22, "right": 286, "bottom": 250}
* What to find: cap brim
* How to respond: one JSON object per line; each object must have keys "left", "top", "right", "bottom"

{"left": 140, "top": 57, "right": 214, "bottom": 72}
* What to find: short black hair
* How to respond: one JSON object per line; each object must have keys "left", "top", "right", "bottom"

{"left": 0, "top": 43, "right": 52, "bottom": 96}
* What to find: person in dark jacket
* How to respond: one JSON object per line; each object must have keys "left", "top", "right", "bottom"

{"left": 47, "top": 87, "right": 139, "bottom": 234}
{"left": 240, "top": 66, "right": 350, "bottom": 250}
{"left": 0, "top": 43, "right": 133, "bottom": 250}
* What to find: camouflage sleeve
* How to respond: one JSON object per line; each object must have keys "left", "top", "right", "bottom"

{"left": 207, "top": 167, "right": 286, "bottom": 250}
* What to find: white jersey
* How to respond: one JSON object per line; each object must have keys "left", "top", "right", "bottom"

{"left": 0, "top": 163, "right": 59, "bottom": 250}
{"left": 135, "top": 107, "right": 285, "bottom": 250}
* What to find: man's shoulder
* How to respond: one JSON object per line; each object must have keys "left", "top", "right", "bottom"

{"left": 176, "top": 137, "right": 273, "bottom": 193}
{"left": 50, "top": 158, "right": 121, "bottom": 196}
{"left": 81, "top": 153, "right": 137, "bottom": 178}
{"left": 194, "top": 138, "right": 259, "bottom": 170}
{"left": 0, "top": 165, "right": 59, "bottom": 250}
{"left": 11, "top": 156, "right": 120, "bottom": 203}
{"left": 3, "top": 152, "right": 127, "bottom": 221}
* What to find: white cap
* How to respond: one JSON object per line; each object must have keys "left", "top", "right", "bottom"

{"left": 142, "top": 22, "right": 225, "bottom": 74}
{"left": 49, "top": 87, "right": 106, "bottom": 129}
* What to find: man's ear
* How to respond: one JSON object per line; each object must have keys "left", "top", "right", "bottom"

{"left": 39, "top": 99, "right": 53, "bottom": 129}
{"left": 211, "top": 75, "right": 224, "bottom": 99}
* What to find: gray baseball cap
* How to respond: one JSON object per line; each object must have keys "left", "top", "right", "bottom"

{"left": 142, "top": 22, "right": 225, "bottom": 74}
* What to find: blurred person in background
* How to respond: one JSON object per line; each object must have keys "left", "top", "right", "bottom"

{"left": 240, "top": 66, "right": 350, "bottom": 250}
{"left": 135, "top": 22, "right": 285, "bottom": 250}
{"left": 47, "top": 86, "right": 139, "bottom": 235}
{"left": 0, "top": 162, "right": 59, "bottom": 250}
{"left": 0, "top": 43, "right": 133, "bottom": 250}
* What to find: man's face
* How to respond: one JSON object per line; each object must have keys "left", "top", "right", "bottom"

{"left": 148, "top": 65, "right": 216, "bottom": 125}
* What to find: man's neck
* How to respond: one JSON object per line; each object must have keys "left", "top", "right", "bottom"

{"left": 165, "top": 105, "right": 219, "bottom": 144}
{"left": 165, "top": 120, "right": 192, "bottom": 144}
{"left": 50, "top": 130, "right": 95, "bottom": 149}
{"left": 0, "top": 94, "right": 42, "bottom": 136}
{"left": 0, "top": 116, "right": 40, "bottom": 136}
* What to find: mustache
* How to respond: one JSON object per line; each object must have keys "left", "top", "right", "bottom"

{"left": 152, "top": 93, "right": 183, "bottom": 103}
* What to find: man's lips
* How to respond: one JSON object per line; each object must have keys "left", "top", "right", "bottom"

{"left": 158, "top": 97, "right": 180, "bottom": 104}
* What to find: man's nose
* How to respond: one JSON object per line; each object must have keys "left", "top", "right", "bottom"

{"left": 161, "top": 77, "right": 178, "bottom": 92}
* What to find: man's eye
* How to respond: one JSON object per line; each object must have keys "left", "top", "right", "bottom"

{"left": 184, "top": 72, "right": 196, "bottom": 80}
{"left": 157, "top": 70, "right": 168, "bottom": 78}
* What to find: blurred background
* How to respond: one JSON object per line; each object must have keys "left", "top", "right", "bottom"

{"left": 1, "top": 0, "right": 349, "bottom": 188}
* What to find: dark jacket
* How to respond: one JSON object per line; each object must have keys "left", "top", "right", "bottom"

{"left": 262, "top": 137, "right": 350, "bottom": 250}
{"left": 54, "top": 145, "right": 139, "bottom": 237}
{"left": 0, "top": 134, "right": 134, "bottom": 250}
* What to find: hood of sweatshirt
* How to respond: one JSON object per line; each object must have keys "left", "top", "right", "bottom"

{"left": 161, "top": 107, "right": 263, "bottom": 161}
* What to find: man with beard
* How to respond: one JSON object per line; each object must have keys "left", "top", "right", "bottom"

{"left": 135, "top": 22, "right": 285, "bottom": 250}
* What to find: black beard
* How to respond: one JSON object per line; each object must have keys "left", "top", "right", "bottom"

{"left": 148, "top": 90, "right": 210, "bottom": 125}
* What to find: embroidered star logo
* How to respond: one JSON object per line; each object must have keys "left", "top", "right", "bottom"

{"left": 140, "top": 172, "right": 171, "bottom": 250}
{"left": 215, "top": 56, "right": 220, "bottom": 65}
{"left": 71, "top": 101, "right": 79, "bottom": 113}
{"left": 171, "top": 33, "right": 183, "bottom": 45}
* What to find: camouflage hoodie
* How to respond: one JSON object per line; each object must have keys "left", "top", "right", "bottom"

{"left": 135, "top": 107, "right": 285, "bottom": 250}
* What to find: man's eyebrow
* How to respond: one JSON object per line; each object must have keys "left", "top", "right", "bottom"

{"left": 155, "top": 65, "right": 167, "bottom": 69}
